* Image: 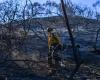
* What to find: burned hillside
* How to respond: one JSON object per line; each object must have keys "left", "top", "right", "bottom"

{"left": 0, "top": 0, "right": 100, "bottom": 80}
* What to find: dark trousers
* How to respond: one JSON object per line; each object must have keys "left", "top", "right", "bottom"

{"left": 48, "top": 44, "right": 61, "bottom": 68}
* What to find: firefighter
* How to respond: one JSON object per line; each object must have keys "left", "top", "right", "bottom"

{"left": 47, "top": 27, "right": 62, "bottom": 69}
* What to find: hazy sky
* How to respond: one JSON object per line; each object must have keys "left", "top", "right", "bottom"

{"left": 0, "top": 0, "right": 98, "bottom": 7}
{"left": 0, "top": 0, "right": 99, "bottom": 12}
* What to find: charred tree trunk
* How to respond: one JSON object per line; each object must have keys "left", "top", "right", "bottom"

{"left": 61, "top": 0, "right": 83, "bottom": 79}
{"left": 94, "top": 28, "right": 100, "bottom": 53}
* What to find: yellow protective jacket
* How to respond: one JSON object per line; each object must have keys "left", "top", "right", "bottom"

{"left": 48, "top": 32, "right": 60, "bottom": 49}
